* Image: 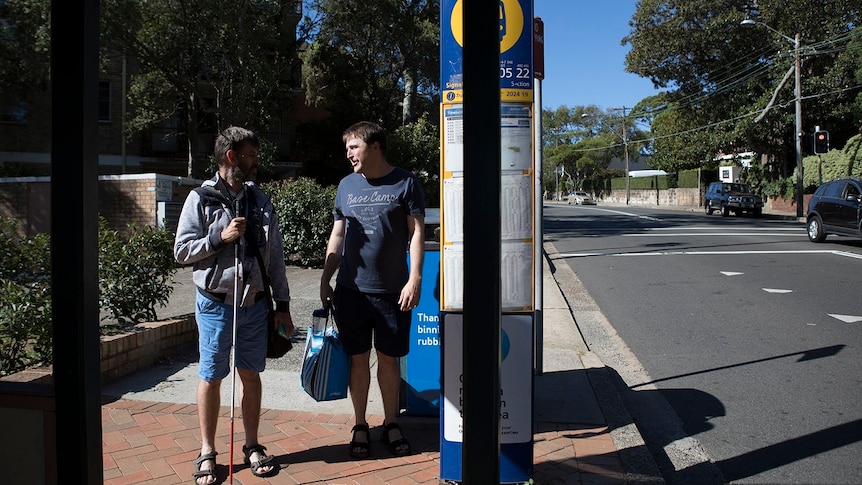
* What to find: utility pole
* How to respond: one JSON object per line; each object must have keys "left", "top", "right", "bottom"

{"left": 742, "top": 18, "right": 804, "bottom": 218}
{"left": 621, "top": 106, "right": 630, "bottom": 205}
{"left": 793, "top": 32, "right": 803, "bottom": 218}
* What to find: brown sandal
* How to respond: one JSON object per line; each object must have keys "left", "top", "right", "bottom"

{"left": 242, "top": 444, "right": 276, "bottom": 477}
{"left": 192, "top": 452, "right": 218, "bottom": 484}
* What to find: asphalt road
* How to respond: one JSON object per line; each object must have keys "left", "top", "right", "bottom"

{"left": 545, "top": 203, "right": 862, "bottom": 485}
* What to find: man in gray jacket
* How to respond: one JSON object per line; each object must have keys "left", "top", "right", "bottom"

{"left": 174, "top": 126, "right": 293, "bottom": 484}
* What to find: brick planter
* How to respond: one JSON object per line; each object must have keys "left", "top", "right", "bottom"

{"left": 1, "top": 315, "right": 197, "bottom": 385}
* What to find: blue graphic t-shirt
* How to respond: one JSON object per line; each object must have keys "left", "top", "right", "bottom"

{"left": 334, "top": 167, "right": 425, "bottom": 293}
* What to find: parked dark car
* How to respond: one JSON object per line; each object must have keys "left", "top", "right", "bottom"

{"left": 704, "top": 182, "right": 763, "bottom": 217}
{"left": 806, "top": 177, "right": 862, "bottom": 243}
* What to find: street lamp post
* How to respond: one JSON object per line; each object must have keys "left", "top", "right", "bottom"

{"left": 742, "top": 19, "right": 803, "bottom": 218}
{"left": 619, "top": 106, "right": 630, "bottom": 205}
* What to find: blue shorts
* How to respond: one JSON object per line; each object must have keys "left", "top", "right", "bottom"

{"left": 333, "top": 285, "right": 411, "bottom": 357}
{"left": 196, "top": 289, "right": 268, "bottom": 382}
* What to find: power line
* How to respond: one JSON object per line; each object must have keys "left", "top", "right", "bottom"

{"left": 559, "top": 29, "right": 859, "bottom": 153}
{"left": 564, "top": 82, "right": 862, "bottom": 154}
{"left": 627, "top": 28, "right": 856, "bottom": 122}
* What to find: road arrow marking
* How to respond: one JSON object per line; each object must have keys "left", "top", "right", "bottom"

{"left": 763, "top": 288, "right": 793, "bottom": 294}
{"left": 721, "top": 271, "right": 744, "bottom": 276}
{"left": 828, "top": 314, "right": 862, "bottom": 323}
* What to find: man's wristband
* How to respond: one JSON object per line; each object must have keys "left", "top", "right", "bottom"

{"left": 275, "top": 301, "right": 289, "bottom": 313}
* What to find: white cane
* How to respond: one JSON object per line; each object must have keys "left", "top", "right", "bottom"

{"left": 228, "top": 196, "right": 242, "bottom": 484}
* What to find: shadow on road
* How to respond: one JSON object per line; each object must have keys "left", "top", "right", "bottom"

{"left": 589, "top": 344, "right": 857, "bottom": 484}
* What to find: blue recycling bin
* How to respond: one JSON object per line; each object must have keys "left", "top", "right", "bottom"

{"left": 403, "top": 247, "right": 441, "bottom": 415}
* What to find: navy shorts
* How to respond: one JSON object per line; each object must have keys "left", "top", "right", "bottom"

{"left": 333, "top": 285, "right": 411, "bottom": 357}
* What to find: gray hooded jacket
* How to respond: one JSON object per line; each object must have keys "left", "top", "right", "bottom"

{"left": 173, "top": 175, "right": 290, "bottom": 307}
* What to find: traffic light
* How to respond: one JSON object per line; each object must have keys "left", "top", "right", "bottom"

{"left": 814, "top": 130, "right": 830, "bottom": 154}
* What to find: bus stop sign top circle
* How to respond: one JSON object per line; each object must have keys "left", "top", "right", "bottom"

{"left": 450, "top": 0, "right": 525, "bottom": 53}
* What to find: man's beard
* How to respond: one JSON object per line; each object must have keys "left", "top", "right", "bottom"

{"left": 226, "top": 165, "right": 256, "bottom": 186}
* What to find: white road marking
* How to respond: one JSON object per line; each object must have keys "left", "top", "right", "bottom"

{"left": 646, "top": 226, "right": 801, "bottom": 231}
{"left": 763, "top": 288, "right": 793, "bottom": 294}
{"left": 625, "top": 232, "right": 807, "bottom": 237}
{"left": 828, "top": 314, "right": 862, "bottom": 323}
{"left": 584, "top": 208, "right": 662, "bottom": 221}
{"left": 721, "top": 271, "right": 744, "bottom": 276}
{"left": 558, "top": 249, "right": 855, "bottom": 258}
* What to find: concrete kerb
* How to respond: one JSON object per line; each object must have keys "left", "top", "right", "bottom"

{"left": 543, "top": 241, "right": 665, "bottom": 483}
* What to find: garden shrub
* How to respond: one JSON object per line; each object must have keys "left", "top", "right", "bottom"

{"left": 263, "top": 177, "right": 336, "bottom": 267}
{"left": 0, "top": 216, "right": 178, "bottom": 375}
{"left": 98, "top": 218, "right": 178, "bottom": 325}
{"left": 0, "top": 279, "right": 52, "bottom": 376}
{"left": 802, "top": 150, "right": 850, "bottom": 189}
{"left": 0, "top": 218, "right": 52, "bottom": 376}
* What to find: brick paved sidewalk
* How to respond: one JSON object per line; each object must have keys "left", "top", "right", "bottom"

{"left": 102, "top": 398, "right": 624, "bottom": 485}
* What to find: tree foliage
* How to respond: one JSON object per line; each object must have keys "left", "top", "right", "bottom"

{"left": 624, "top": 0, "right": 862, "bottom": 179}
{"left": 389, "top": 114, "right": 441, "bottom": 207}
{"left": 101, "top": 0, "right": 301, "bottom": 177}
{"left": 300, "top": 0, "right": 439, "bottom": 130}
{"left": 0, "top": 0, "right": 50, "bottom": 92}
{"left": 541, "top": 105, "right": 648, "bottom": 194}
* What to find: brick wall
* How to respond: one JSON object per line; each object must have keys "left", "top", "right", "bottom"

{"left": 99, "top": 317, "right": 198, "bottom": 383}
{"left": 1, "top": 315, "right": 197, "bottom": 386}
{"left": 0, "top": 173, "right": 200, "bottom": 237}
{"left": 766, "top": 194, "right": 811, "bottom": 216}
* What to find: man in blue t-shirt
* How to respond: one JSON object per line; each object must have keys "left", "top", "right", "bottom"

{"left": 320, "top": 121, "right": 425, "bottom": 459}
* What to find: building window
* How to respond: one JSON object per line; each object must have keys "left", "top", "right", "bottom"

{"left": 98, "top": 81, "right": 111, "bottom": 122}
{"left": 0, "top": 89, "right": 28, "bottom": 123}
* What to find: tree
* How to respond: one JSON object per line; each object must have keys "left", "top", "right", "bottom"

{"left": 542, "top": 105, "right": 648, "bottom": 192}
{"left": 300, "top": 0, "right": 439, "bottom": 130}
{"left": 101, "top": 0, "right": 300, "bottom": 177}
{"left": 389, "top": 114, "right": 441, "bottom": 207}
{"left": 624, "top": 0, "right": 861, "bottom": 179}
{"left": 0, "top": 0, "right": 50, "bottom": 134}
{"left": 0, "top": 0, "right": 50, "bottom": 93}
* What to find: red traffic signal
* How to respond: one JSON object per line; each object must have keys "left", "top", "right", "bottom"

{"left": 814, "top": 130, "right": 830, "bottom": 154}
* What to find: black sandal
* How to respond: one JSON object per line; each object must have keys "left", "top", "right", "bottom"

{"left": 381, "top": 422, "right": 412, "bottom": 456}
{"left": 349, "top": 423, "right": 371, "bottom": 459}
{"left": 242, "top": 444, "right": 276, "bottom": 477}
{"left": 192, "top": 452, "right": 218, "bottom": 485}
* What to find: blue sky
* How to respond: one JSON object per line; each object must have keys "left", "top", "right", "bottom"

{"left": 534, "top": 1, "right": 660, "bottom": 111}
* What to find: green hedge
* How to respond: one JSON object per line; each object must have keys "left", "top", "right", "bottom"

{"left": 678, "top": 169, "right": 717, "bottom": 188}
{"left": 262, "top": 177, "right": 336, "bottom": 267}
{"left": 610, "top": 175, "right": 670, "bottom": 190}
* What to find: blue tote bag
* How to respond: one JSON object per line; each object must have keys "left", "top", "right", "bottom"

{"left": 300, "top": 310, "right": 350, "bottom": 401}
